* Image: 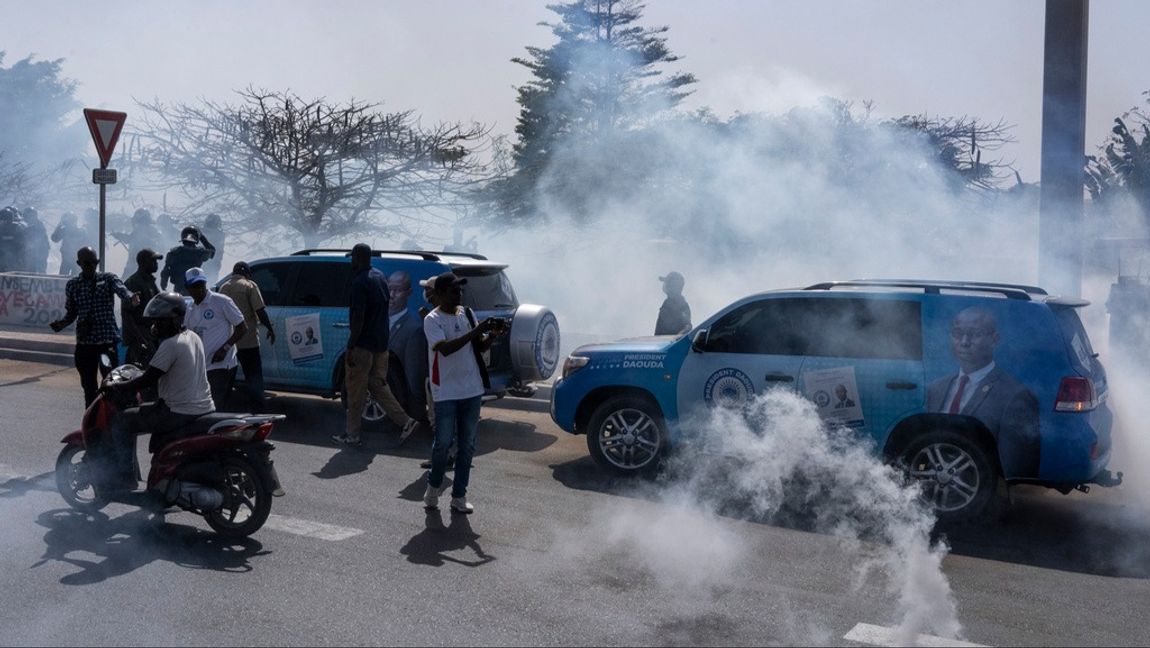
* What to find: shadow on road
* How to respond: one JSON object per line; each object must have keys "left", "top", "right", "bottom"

{"left": 548, "top": 455, "right": 1150, "bottom": 579}
{"left": 263, "top": 392, "right": 557, "bottom": 467}
{"left": 399, "top": 508, "right": 495, "bottom": 568}
{"left": 0, "top": 473, "right": 55, "bottom": 500}
{"left": 32, "top": 508, "right": 269, "bottom": 585}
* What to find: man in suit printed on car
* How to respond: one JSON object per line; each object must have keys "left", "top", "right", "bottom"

{"left": 926, "top": 306, "right": 1041, "bottom": 478}
{"left": 387, "top": 270, "right": 430, "bottom": 440}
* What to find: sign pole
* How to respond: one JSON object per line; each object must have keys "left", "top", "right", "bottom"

{"left": 99, "top": 177, "right": 107, "bottom": 272}
{"left": 82, "top": 108, "right": 128, "bottom": 274}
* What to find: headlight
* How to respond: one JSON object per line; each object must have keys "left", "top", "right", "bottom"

{"left": 562, "top": 355, "right": 590, "bottom": 379}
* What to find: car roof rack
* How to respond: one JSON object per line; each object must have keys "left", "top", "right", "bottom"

{"left": 803, "top": 279, "right": 1047, "bottom": 301}
{"left": 290, "top": 249, "right": 489, "bottom": 261}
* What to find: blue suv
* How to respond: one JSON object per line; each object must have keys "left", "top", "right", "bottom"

{"left": 550, "top": 280, "right": 1119, "bottom": 521}
{"left": 224, "top": 249, "right": 560, "bottom": 424}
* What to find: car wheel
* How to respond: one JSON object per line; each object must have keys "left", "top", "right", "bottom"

{"left": 897, "top": 429, "right": 1001, "bottom": 523}
{"left": 586, "top": 396, "right": 665, "bottom": 475}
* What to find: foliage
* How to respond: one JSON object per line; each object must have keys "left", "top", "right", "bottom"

{"left": 1086, "top": 93, "right": 1150, "bottom": 224}
{"left": 495, "top": 0, "right": 696, "bottom": 223}
{"left": 0, "top": 52, "right": 83, "bottom": 203}
{"left": 128, "top": 88, "right": 494, "bottom": 247}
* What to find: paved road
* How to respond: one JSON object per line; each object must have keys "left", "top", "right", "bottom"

{"left": 1, "top": 360, "right": 1148, "bottom": 646}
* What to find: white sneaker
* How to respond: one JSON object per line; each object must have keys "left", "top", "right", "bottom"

{"left": 450, "top": 497, "right": 474, "bottom": 514}
{"left": 423, "top": 483, "right": 447, "bottom": 509}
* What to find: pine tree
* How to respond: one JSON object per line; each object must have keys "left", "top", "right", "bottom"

{"left": 500, "top": 0, "right": 695, "bottom": 222}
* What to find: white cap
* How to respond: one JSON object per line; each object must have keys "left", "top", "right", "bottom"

{"left": 185, "top": 267, "right": 209, "bottom": 285}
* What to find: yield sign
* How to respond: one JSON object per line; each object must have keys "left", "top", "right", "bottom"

{"left": 82, "top": 108, "right": 127, "bottom": 169}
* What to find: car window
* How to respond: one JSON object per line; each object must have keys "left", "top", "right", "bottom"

{"left": 706, "top": 297, "right": 922, "bottom": 359}
{"left": 803, "top": 298, "right": 922, "bottom": 360}
{"left": 291, "top": 262, "right": 354, "bottom": 307}
{"left": 453, "top": 267, "right": 519, "bottom": 310}
{"left": 249, "top": 262, "right": 296, "bottom": 307}
{"left": 706, "top": 299, "right": 808, "bottom": 355}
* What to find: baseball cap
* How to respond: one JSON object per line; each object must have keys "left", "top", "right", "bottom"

{"left": 418, "top": 277, "right": 435, "bottom": 289}
{"left": 659, "top": 271, "right": 685, "bottom": 284}
{"left": 136, "top": 248, "right": 163, "bottom": 264}
{"left": 233, "top": 261, "right": 251, "bottom": 275}
{"left": 431, "top": 272, "right": 468, "bottom": 292}
{"left": 185, "top": 267, "right": 209, "bottom": 286}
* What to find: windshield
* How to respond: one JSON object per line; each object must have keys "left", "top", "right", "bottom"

{"left": 454, "top": 266, "right": 519, "bottom": 311}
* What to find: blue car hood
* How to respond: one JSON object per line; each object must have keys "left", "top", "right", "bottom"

{"left": 573, "top": 335, "right": 679, "bottom": 355}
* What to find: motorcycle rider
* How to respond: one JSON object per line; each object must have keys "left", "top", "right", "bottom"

{"left": 105, "top": 292, "right": 216, "bottom": 492}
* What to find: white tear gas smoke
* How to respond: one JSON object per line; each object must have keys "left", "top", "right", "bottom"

{"left": 485, "top": 99, "right": 1037, "bottom": 345}
{"left": 550, "top": 390, "right": 961, "bottom": 645}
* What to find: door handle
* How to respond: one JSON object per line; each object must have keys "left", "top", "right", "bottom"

{"left": 885, "top": 381, "right": 918, "bottom": 390}
{"left": 332, "top": 322, "right": 350, "bottom": 329}
{"left": 764, "top": 373, "right": 794, "bottom": 382}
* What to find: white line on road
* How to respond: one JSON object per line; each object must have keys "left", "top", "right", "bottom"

{"left": 844, "top": 623, "right": 988, "bottom": 648}
{"left": 264, "top": 514, "right": 364, "bottom": 541}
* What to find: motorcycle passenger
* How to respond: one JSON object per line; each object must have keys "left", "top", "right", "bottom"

{"left": 106, "top": 292, "right": 216, "bottom": 492}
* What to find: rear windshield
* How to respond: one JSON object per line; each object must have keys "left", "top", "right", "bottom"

{"left": 453, "top": 267, "right": 518, "bottom": 311}
{"left": 1054, "top": 307, "right": 1095, "bottom": 369}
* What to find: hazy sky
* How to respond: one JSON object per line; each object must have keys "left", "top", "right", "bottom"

{"left": 3, "top": 0, "right": 1149, "bottom": 180}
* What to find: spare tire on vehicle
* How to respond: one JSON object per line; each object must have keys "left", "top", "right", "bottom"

{"left": 507, "top": 304, "right": 561, "bottom": 382}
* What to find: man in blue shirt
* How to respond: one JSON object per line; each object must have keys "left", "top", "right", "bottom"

{"left": 332, "top": 243, "right": 422, "bottom": 447}
{"left": 50, "top": 246, "right": 140, "bottom": 406}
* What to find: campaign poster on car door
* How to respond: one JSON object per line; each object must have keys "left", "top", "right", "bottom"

{"left": 286, "top": 313, "right": 324, "bottom": 365}
{"left": 803, "top": 366, "right": 865, "bottom": 428}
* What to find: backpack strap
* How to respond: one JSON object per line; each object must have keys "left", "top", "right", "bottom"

{"left": 463, "top": 307, "right": 491, "bottom": 390}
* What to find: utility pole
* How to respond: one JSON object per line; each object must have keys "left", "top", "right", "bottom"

{"left": 1038, "top": 0, "right": 1089, "bottom": 296}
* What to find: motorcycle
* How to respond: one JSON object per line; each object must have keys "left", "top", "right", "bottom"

{"left": 55, "top": 363, "right": 286, "bottom": 538}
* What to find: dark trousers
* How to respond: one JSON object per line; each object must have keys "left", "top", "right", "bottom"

{"left": 235, "top": 347, "right": 266, "bottom": 411}
{"left": 75, "top": 343, "right": 118, "bottom": 407}
{"left": 110, "top": 401, "right": 202, "bottom": 487}
{"left": 428, "top": 395, "right": 482, "bottom": 499}
{"left": 208, "top": 367, "right": 237, "bottom": 410}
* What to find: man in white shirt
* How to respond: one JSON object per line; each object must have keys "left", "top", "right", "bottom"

{"left": 422, "top": 272, "right": 506, "bottom": 514}
{"left": 107, "top": 292, "right": 216, "bottom": 491}
{"left": 184, "top": 267, "right": 247, "bottom": 408}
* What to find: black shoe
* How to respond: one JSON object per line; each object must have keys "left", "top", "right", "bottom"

{"left": 331, "top": 434, "right": 363, "bottom": 448}
{"left": 419, "top": 457, "right": 456, "bottom": 470}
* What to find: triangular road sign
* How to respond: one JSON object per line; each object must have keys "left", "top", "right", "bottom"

{"left": 82, "top": 108, "right": 128, "bottom": 169}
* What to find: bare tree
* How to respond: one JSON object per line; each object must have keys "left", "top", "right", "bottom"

{"left": 891, "top": 114, "right": 1017, "bottom": 192}
{"left": 128, "top": 88, "right": 494, "bottom": 247}
{"left": 0, "top": 152, "right": 35, "bottom": 206}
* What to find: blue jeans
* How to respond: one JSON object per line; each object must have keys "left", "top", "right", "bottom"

{"left": 428, "top": 395, "right": 482, "bottom": 498}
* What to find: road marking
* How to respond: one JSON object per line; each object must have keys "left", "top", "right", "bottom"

{"left": 263, "top": 514, "right": 364, "bottom": 541}
{"left": 844, "top": 623, "right": 987, "bottom": 647}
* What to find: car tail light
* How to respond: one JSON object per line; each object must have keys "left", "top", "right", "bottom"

{"left": 1055, "top": 376, "right": 1097, "bottom": 412}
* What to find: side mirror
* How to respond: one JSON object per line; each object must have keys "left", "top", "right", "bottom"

{"left": 691, "top": 329, "right": 708, "bottom": 353}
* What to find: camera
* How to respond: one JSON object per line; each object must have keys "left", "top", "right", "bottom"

{"left": 487, "top": 316, "right": 511, "bottom": 332}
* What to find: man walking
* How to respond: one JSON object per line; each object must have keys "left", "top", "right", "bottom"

{"left": 49, "top": 247, "right": 140, "bottom": 406}
{"left": 422, "top": 272, "right": 507, "bottom": 514}
{"left": 332, "top": 243, "right": 421, "bottom": 448}
{"left": 121, "top": 248, "right": 164, "bottom": 366}
{"left": 219, "top": 261, "right": 276, "bottom": 411}
{"left": 184, "top": 267, "right": 247, "bottom": 407}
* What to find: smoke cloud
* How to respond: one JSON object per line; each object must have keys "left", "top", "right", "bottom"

{"left": 547, "top": 389, "right": 961, "bottom": 645}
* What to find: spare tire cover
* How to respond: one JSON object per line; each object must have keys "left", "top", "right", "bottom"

{"left": 507, "top": 304, "right": 561, "bottom": 382}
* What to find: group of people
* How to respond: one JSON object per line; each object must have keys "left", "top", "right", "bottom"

{"left": 329, "top": 243, "right": 507, "bottom": 515}
{"left": 0, "top": 206, "right": 50, "bottom": 273}
{"left": 0, "top": 204, "right": 226, "bottom": 283}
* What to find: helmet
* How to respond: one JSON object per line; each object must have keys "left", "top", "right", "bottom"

{"left": 0, "top": 206, "right": 17, "bottom": 223}
{"left": 204, "top": 213, "right": 221, "bottom": 228}
{"left": 143, "top": 292, "right": 188, "bottom": 320}
{"left": 180, "top": 225, "right": 200, "bottom": 243}
{"left": 132, "top": 208, "right": 152, "bottom": 224}
{"left": 22, "top": 206, "right": 38, "bottom": 222}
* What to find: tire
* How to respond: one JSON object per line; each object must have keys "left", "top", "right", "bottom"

{"left": 586, "top": 396, "right": 666, "bottom": 475}
{"left": 896, "top": 429, "right": 1001, "bottom": 524}
{"left": 55, "top": 443, "right": 108, "bottom": 512}
{"left": 205, "top": 455, "right": 272, "bottom": 538}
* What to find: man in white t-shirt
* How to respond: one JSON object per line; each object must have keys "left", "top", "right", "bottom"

{"left": 184, "top": 267, "right": 248, "bottom": 407}
{"left": 422, "top": 272, "right": 507, "bottom": 514}
{"left": 106, "top": 292, "right": 216, "bottom": 491}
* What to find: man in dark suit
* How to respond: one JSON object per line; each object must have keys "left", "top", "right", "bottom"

{"left": 388, "top": 270, "right": 429, "bottom": 439}
{"left": 927, "top": 306, "right": 1041, "bottom": 478}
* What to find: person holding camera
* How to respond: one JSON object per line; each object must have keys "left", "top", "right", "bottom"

{"left": 422, "top": 271, "right": 507, "bottom": 514}
{"left": 50, "top": 247, "right": 140, "bottom": 406}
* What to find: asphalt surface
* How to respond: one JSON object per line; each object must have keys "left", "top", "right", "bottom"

{"left": 1, "top": 359, "right": 1149, "bottom": 646}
